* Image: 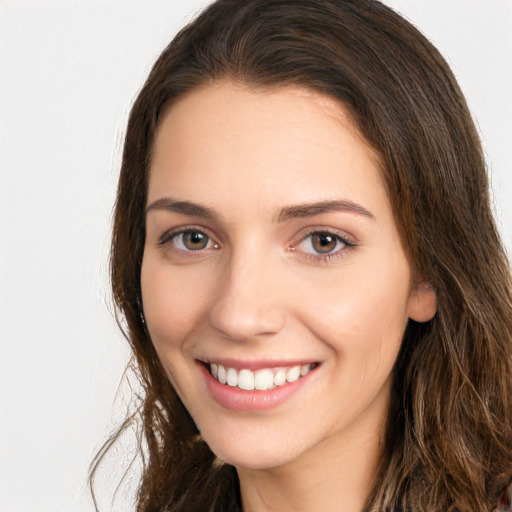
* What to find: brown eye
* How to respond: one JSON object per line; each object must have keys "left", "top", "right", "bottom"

{"left": 310, "top": 233, "right": 338, "bottom": 254}
{"left": 158, "top": 228, "right": 218, "bottom": 256}
{"left": 293, "top": 230, "right": 354, "bottom": 260}
{"left": 181, "top": 231, "right": 210, "bottom": 250}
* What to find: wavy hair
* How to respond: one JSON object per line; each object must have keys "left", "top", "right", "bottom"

{"left": 90, "top": 1, "right": 512, "bottom": 510}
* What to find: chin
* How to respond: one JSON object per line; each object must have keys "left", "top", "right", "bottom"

{"left": 198, "top": 421, "right": 316, "bottom": 471}
{"left": 213, "top": 443, "right": 296, "bottom": 471}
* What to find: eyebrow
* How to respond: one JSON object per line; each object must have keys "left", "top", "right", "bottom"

{"left": 276, "top": 199, "right": 375, "bottom": 222}
{"left": 145, "top": 197, "right": 375, "bottom": 222}
{"left": 145, "top": 198, "right": 218, "bottom": 220}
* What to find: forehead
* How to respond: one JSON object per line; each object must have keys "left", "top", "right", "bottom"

{"left": 148, "top": 80, "right": 387, "bottom": 220}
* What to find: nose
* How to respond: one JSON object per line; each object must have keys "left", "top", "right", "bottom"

{"left": 208, "top": 250, "right": 287, "bottom": 341}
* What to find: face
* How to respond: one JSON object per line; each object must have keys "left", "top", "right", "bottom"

{"left": 141, "top": 81, "right": 436, "bottom": 471}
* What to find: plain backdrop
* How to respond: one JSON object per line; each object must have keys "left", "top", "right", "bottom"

{"left": 1, "top": 1, "right": 511, "bottom": 511}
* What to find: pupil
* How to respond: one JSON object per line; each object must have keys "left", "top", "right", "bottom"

{"left": 319, "top": 235, "right": 332, "bottom": 246}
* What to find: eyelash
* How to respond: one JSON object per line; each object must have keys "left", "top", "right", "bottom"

{"left": 157, "top": 226, "right": 356, "bottom": 262}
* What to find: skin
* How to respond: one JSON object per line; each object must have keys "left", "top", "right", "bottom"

{"left": 141, "top": 81, "right": 437, "bottom": 512}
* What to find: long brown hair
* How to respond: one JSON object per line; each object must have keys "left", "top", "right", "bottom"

{"left": 90, "top": 1, "right": 512, "bottom": 510}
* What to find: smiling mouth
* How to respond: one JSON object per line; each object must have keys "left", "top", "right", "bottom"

{"left": 205, "top": 362, "right": 318, "bottom": 391}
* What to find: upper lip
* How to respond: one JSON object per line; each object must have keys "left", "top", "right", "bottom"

{"left": 197, "top": 358, "right": 319, "bottom": 371}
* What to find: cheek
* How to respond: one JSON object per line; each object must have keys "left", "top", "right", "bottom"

{"left": 140, "top": 256, "right": 219, "bottom": 403}
{"left": 297, "top": 257, "right": 411, "bottom": 368}
{"left": 140, "top": 257, "right": 212, "bottom": 349}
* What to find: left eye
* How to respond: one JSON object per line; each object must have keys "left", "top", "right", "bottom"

{"left": 297, "top": 231, "right": 349, "bottom": 255}
{"left": 172, "top": 230, "right": 213, "bottom": 251}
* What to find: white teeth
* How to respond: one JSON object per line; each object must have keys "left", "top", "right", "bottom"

{"left": 274, "top": 368, "right": 286, "bottom": 386}
{"left": 217, "top": 364, "right": 227, "bottom": 384}
{"left": 209, "top": 363, "right": 315, "bottom": 390}
{"left": 254, "top": 369, "right": 274, "bottom": 390}
{"left": 286, "top": 365, "right": 301, "bottom": 383}
{"left": 227, "top": 368, "right": 238, "bottom": 387}
{"left": 238, "top": 369, "right": 255, "bottom": 390}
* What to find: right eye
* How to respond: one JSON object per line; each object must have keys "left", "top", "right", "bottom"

{"left": 171, "top": 230, "right": 214, "bottom": 251}
{"left": 158, "top": 228, "right": 220, "bottom": 254}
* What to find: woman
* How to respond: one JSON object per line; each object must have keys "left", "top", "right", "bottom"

{"left": 91, "top": 0, "right": 512, "bottom": 510}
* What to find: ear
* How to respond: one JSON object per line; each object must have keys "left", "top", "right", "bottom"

{"left": 407, "top": 281, "right": 437, "bottom": 323}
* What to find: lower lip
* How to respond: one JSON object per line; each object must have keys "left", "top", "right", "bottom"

{"left": 199, "top": 363, "right": 317, "bottom": 412}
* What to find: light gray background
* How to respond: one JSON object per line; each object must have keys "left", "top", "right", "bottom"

{"left": 1, "top": 1, "right": 511, "bottom": 511}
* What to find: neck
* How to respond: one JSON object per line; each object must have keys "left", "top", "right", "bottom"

{"left": 237, "top": 419, "right": 384, "bottom": 512}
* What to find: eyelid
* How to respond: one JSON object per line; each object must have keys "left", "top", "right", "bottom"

{"left": 290, "top": 226, "right": 356, "bottom": 246}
